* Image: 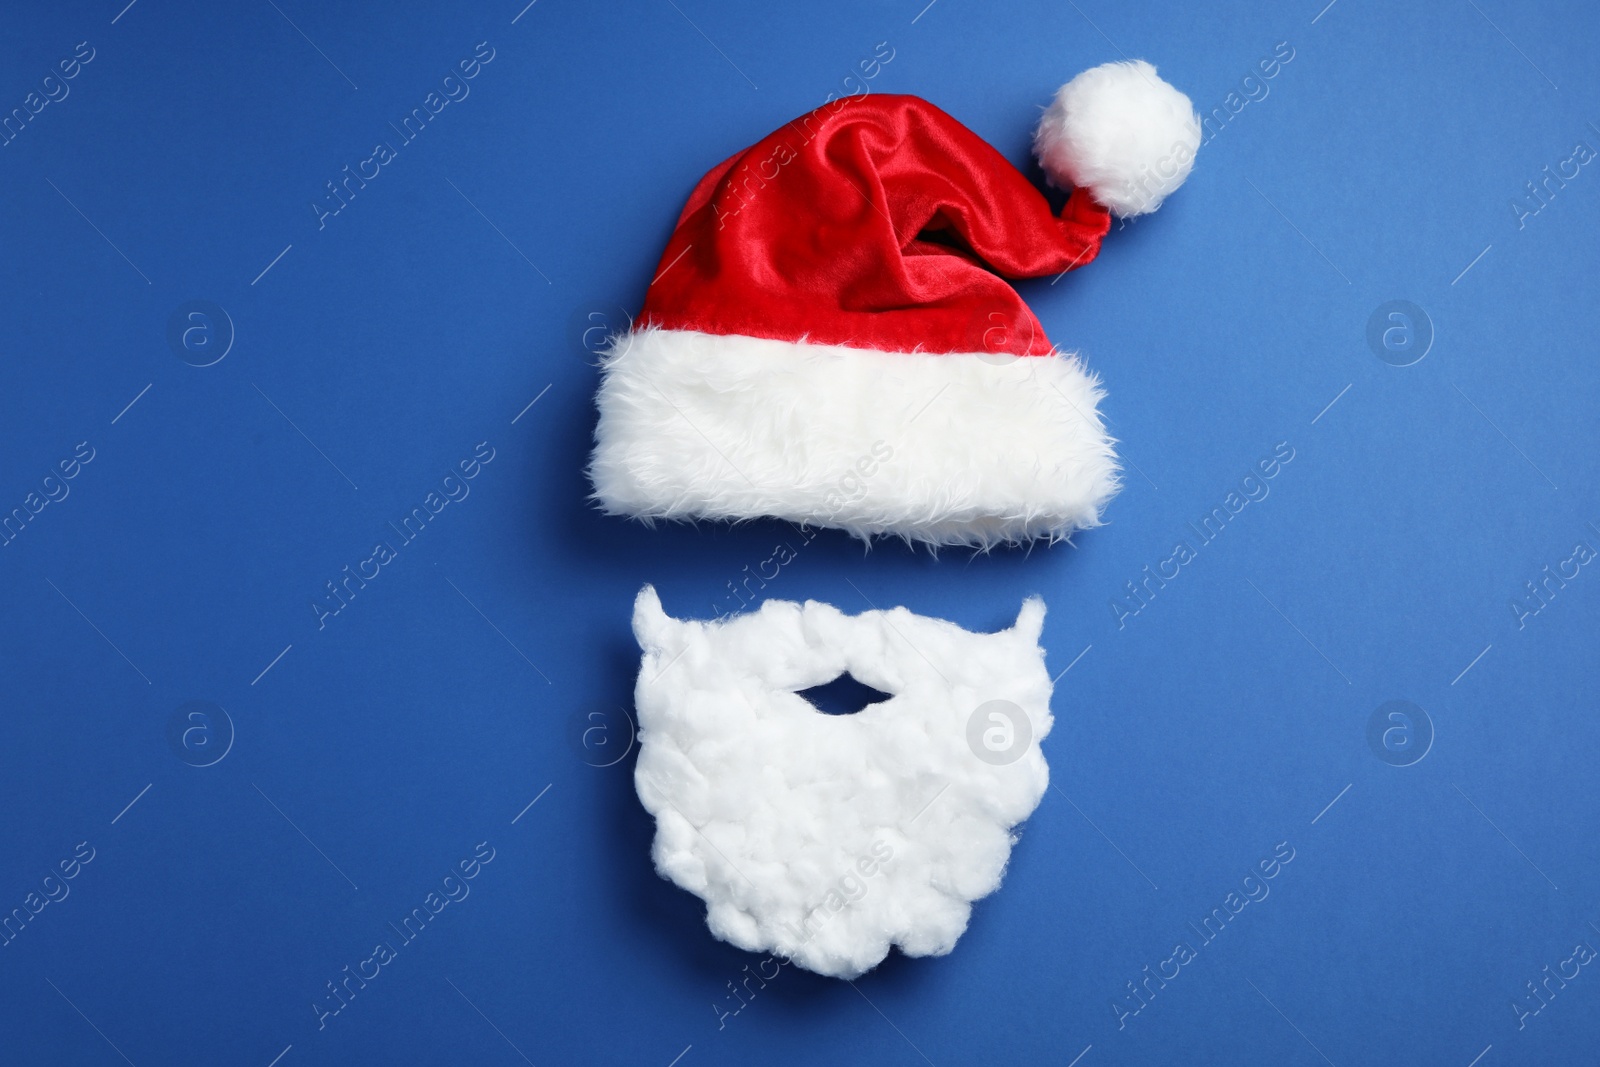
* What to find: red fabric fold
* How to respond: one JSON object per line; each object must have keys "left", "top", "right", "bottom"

{"left": 640, "top": 93, "right": 1111, "bottom": 357}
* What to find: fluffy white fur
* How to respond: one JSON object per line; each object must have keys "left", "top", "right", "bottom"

{"left": 589, "top": 328, "right": 1119, "bottom": 548}
{"left": 631, "top": 586, "right": 1054, "bottom": 979}
{"left": 1034, "top": 59, "right": 1201, "bottom": 218}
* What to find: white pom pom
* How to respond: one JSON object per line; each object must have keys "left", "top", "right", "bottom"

{"left": 1034, "top": 59, "right": 1201, "bottom": 218}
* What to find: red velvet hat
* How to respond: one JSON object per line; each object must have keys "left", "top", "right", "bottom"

{"left": 590, "top": 60, "right": 1199, "bottom": 547}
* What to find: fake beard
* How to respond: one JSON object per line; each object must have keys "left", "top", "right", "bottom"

{"left": 629, "top": 586, "right": 1054, "bottom": 979}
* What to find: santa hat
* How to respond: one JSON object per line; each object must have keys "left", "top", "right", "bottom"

{"left": 590, "top": 60, "right": 1199, "bottom": 548}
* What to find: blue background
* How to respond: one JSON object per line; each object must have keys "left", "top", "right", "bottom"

{"left": 2, "top": 1, "right": 1597, "bottom": 1064}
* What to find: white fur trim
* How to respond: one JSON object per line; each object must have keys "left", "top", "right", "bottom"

{"left": 589, "top": 328, "right": 1120, "bottom": 548}
{"left": 1034, "top": 59, "right": 1201, "bottom": 218}
{"left": 631, "top": 585, "right": 1054, "bottom": 978}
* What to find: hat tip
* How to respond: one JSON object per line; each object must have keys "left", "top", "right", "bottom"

{"left": 1033, "top": 59, "right": 1202, "bottom": 218}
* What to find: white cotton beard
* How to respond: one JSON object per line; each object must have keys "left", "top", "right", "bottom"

{"left": 629, "top": 586, "right": 1055, "bottom": 979}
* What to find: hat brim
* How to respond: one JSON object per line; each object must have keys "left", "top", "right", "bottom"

{"left": 588, "top": 327, "right": 1120, "bottom": 548}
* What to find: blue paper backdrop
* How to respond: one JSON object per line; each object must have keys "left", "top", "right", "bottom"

{"left": 2, "top": 1, "right": 1598, "bottom": 1064}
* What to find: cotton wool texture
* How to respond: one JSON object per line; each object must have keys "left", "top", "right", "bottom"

{"left": 630, "top": 586, "right": 1055, "bottom": 979}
